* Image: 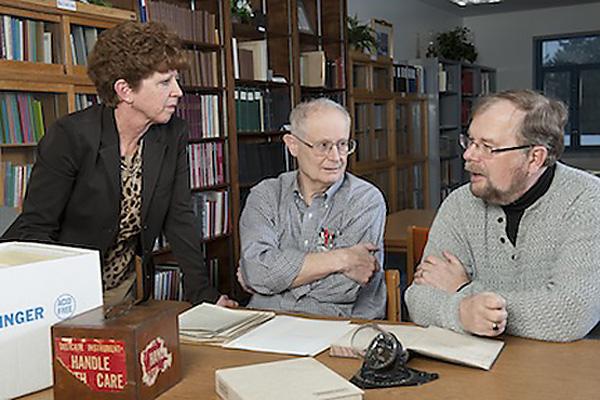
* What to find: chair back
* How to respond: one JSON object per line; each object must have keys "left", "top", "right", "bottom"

{"left": 385, "top": 269, "right": 400, "bottom": 322}
{"left": 406, "top": 226, "right": 430, "bottom": 286}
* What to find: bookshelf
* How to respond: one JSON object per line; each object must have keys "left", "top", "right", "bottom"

{"left": 140, "top": 0, "right": 232, "bottom": 295}
{"left": 409, "top": 57, "right": 496, "bottom": 207}
{"left": 348, "top": 50, "right": 429, "bottom": 212}
{"left": 0, "top": 0, "right": 135, "bottom": 208}
{"left": 293, "top": 0, "right": 347, "bottom": 105}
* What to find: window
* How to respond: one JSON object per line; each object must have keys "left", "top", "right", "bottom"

{"left": 535, "top": 33, "right": 600, "bottom": 150}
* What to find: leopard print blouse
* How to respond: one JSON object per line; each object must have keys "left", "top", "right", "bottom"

{"left": 102, "top": 141, "right": 143, "bottom": 290}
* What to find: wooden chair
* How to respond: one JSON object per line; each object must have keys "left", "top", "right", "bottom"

{"left": 385, "top": 225, "right": 430, "bottom": 322}
{"left": 406, "top": 226, "right": 430, "bottom": 286}
{"left": 385, "top": 225, "right": 429, "bottom": 322}
{"left": 385, "top": 269, "right": 401, "bottom": 322}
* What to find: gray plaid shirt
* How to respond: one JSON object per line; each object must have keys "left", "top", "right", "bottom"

{"left": 239, "top": 171, "right": 386, "bottom": 319}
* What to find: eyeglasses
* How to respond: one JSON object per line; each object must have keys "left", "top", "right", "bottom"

{"left": 459, "top": 134, "right": 533, "bottom": 158}
{"left": 292, "top": 134, "right": 357, "bottom": 156}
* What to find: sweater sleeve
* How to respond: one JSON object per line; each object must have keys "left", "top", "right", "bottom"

{"left": 405, "top": 189, "right": 475, "bottom": 332}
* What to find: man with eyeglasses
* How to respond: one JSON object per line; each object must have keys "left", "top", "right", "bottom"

{"left": 237, "top": 98, "right": 387, "bottom": 318}
{"left": 406, "top": 89, "right": 600, "bottom": 342}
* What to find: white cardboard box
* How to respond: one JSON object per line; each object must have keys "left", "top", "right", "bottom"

{"left": 0, "top": 241, "right": 103, "bottom": 399}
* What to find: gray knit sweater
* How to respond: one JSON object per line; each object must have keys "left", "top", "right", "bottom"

{"left": 405, "top": 163, "right": 600, "bottom": 342}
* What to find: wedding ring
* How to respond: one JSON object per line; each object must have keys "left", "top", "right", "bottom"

{"left": 492, "top": 322, "right": 499, "bottom": 331}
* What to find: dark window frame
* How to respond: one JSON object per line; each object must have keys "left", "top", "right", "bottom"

{"left": 534, "top": 31, "right": 600, "bottom": 152}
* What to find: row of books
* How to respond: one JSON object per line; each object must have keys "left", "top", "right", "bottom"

{"left": 176, "top": 93, "right": 221, "bottom": 139}
{"left": 438, "top": 63, "right": 457, "bottom": 93}
{"left": 373, "top": 67, "right": 390, "bottom": 92}
{"left": 74, "top": 94, "right": 100, "bottom": 112}
{"left": 70, "top": 25, "right": 99, "bottom": 66}
{"left": 238, "top": 142, "right": 287, "bottom": 185}
{"left": 299, "top": 51, "right": 345, "bottom": 89}
{"left": 235, "top": 87, "right": 291, "bottom": 133}
{"left": 300, "top": 50, "right": 345, "bottom": 89}
{"left": 355, "top": 130, "right": 388, "bottom": 163}
{"left": 396, "top": 164, "right": 425, "bottom": 209}
{"left": 461, "top": 69, "right": 494, "bottom": 95}
{"left": 2, "top": 162, "right": 32, "bottom": 207}
{"left": 462, "top": 69, "right": 475, "bottom": 95}
{"left": 395, "top": 103, "right": 424, "bottom": 155}
{"left": 325, "top": 58, "right": 345, "bottom": 89}
{"left": 0, "top": 15, "right": 53, "bottom": 63}
{"left": 153, "top": 256, "right": 220, "bottom": 300}
{"left": 192, "top": 190, "right": 229, "bottom": 240}
{"left": 143, "top": 0, "right": 218, "bottom": 45}
{"left": 354, "top": 102, "right": 386, "bottom": 133}
{"left": 0, "top": 92, "right": 46, "bottom": 145}
{"left": 393, "top": 63, "right": 424, "bottom": 94}
{"left": 180, "top": 49, "right": 219, "bottom": 88}
{"left": 154, "top": 265, "right": 183, "bottom": 301}
{"left": 188, "top": 142, "right": 225, "bottom": 189}
{"left": 480, "top": 71, "right": 494, "bottom": 95}
{"left": 440, "top": 132, "right": 460, "bottom": 159}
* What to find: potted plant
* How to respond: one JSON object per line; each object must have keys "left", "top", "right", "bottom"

{"left": 231, "top": 0, "right": 255, "bottom": 24}
{"left": 347, "top": 15, "right": 376, "bottom": 54}
{"left": 426, "top": 27, "right": 478, "bottom": 63}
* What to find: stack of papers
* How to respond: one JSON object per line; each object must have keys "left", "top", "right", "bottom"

{"left": 178, "top": 304, "right": 353, "bottom": 356}
{"left": 178, "top": 303, "right": 275, "bottom": 345}
{"left": 330, "top": 324, "right": 505, "bottom": 370}
{"left": 223, "top": 315, "right": 352, "bottom": 356}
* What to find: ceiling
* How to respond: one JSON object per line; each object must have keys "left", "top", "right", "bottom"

{"left": 418, "top": 0, "right": 600, "bottom": 16}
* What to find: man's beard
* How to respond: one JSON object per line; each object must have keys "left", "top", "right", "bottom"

{"left": 467, "top": 162, "right": 529, "bottom": 205}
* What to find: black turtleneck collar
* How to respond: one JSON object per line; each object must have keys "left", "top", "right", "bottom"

{"left": 501, "top": 164, "right": 556, "bottom": 245}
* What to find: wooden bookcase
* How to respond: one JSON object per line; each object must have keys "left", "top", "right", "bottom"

{"left": 293, "top": 0, "right": 348, "bottom": 105}
{"left": 348, "top": 50, "right": 429, "bottom": 212}
{"left": 410, "top": 57, "right": 496, "bottom": 207}
{"left": 139, "top": 0, "right": 234, "bottom": 296}
{"left": 0, "top": 0, "right": 135, "bottom": 209}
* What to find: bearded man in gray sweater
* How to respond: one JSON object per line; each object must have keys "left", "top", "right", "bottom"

{"left": 406, "top": 89, "right": 600, "bottom": 342}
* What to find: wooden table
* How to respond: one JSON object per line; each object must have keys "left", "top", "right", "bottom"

{"left": 384, "top": 209, "right": 436, "bottom": 252}
{"left": 22, "top": 335, "right": 600, "bottom": 400}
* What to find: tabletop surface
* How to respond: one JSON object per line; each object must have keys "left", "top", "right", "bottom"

{"left": 22, "top": 333, "right": 600, "bottom": 400}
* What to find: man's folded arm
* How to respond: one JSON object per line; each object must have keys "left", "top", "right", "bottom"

{"left": 405, "top": 196, "right": 474, "bottom": 331}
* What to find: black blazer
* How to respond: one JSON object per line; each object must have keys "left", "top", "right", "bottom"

{"left": 3, "top": 104, "right": 219, "bottom": 304}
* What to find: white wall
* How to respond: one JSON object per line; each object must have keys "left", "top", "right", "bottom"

{"left": 464, "top": 2, "right": 600, "bottom": 91}
{"left": 348, "top": 0, "right": 461, "bottom": 61}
